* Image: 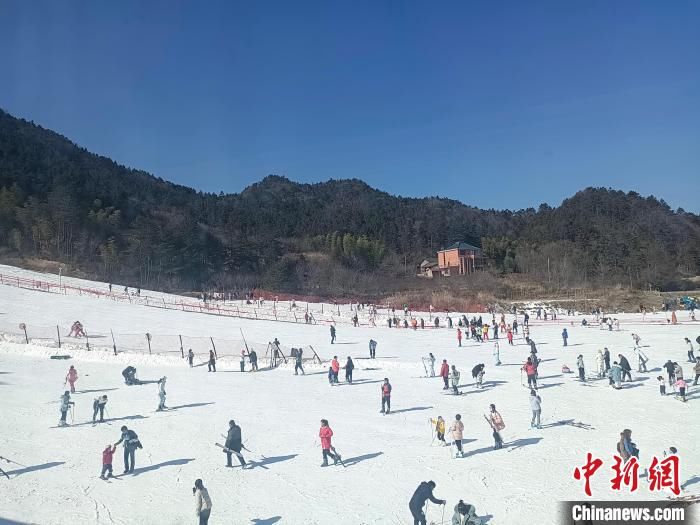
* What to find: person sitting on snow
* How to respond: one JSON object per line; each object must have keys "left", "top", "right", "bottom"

{"left": 452, "top": 500, "right": 484, "bottom": 525}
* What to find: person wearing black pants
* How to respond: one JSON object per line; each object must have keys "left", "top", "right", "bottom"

{"left": 603, "top": 348, "right": 611, "bottom": 373}
{"left": 381, "top": 378, "right": 392, "bottom": 414}
{"left": 409, "top": 481, "right": 445, "bottom": 525}
{"left": 92, "top": 395, "right": 108, "bottom": 423}
{"left": 208, "top": 350, "right": 216, "bottom": 372}
{"left": 345, "top": 357, "right": 354, "bottom": 384}
{"left": 225, "top": 420, "right": 246, "bottom": 468}
{"left": 618, "top": 354, "right": 632, "bottom": 382}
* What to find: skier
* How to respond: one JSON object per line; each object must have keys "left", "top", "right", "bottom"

{"left": 224, "top": 420, "right": 246, "bottom": 468}
{"left": 331, "top": 356, "right": 340, "bottom": 384}
{"left": 369, "top": 339, "right": 377, "bottom": 359}
{"left": 631, "top": 333, "right": 641, "bottom": 347}
{"left": 187, "top": 349, "right": 194, "bottom": 367}
{"left": 431, "top": 416, "right": 447, "bottom": 446}
{"left": 618, "top": 354, "right": 632, "bottom": 382}
{"left": 451, "top": 500, "right": 484, "bottom": 525}
{"left": 59, "top": 391, "right": 74, "bottom": 427}
{"left": 603, "top": 348, "right": 611, "bottom": 372}
{"left": 663, "top": 359, "right": 676, "bottom": 386}
{"left": 294, "top": 348, "right": 305, "bottom": 375}
{"left": 633, "top": 346, "right": 649, "bottom": 372}
{"left": 100, "top": 444, "right": 116, "bottom": 480}
{"left": 319, "top": 419, "right": 340, "bottom": 466}
{"left": 674, "top": 377, "right": 687, "bottom": 402}
{"left": 65, "top": 365, "right": 78, "bottom": 393}
{"left": 408, "top": 481, "right": 446, "bottom": 525}
{"left": 193, "top": 479, "right": 213, "bottom": 525}
{"left": 522, "top": 358, "right": 537, "bottom": 389}
{"left": 493, "top": 342, "right": 501, "bottom": 365}
{"left": 428, "top": 353, "right": 436, "bottom": 377}
{"left": 156, "top": 377, "right": 167, "bottom": 411}
{"left": 457, "top": 329, "right": 462, "bottom": 347}
{"left": 486, "top": 404, "right": 505, "bottom": 449}
{"left": 345, "top": 356, "right": 354, "bottom": 383}
{"left": 92, "top": 395, "right": 108, "bottom": 423}
{"left": 576, "top": 355, "right": 586, "bottom": 382}
{"left": 609, "top": 362, "right": 623, "bottom": 389}
{"left": 450, "top": 365, "right": 461, "bottom": 395}
{"left": 330, "top": 325, "right": 336, "bottom": 344}
{"left": 561, "top": 328, "right": 568, "bottom": 347}
{"left": 381, "top": 378, "right": 392, "bottom": 414}
{"left": 529, "top": 389, "right": 542, "bottom": 429}
{"left": 449, "top": 414, "right": 465, "bottom": 457}
{"left": 438, "top": 360, "right": 450, "bottom": 390}
{"left": 595, "top": 350, "right": 605, "bottom": 378}
{"left": 208, "top": 350, "right": 216, "bottom": 372}
{"left": 685, "top": 338, "right": 696, "bottom": 362}
{"left": 471, "top": 364, "right": 485, "bottom": 388}
{"left": 114, "top": 425, "right": 142, "bottom": 474}
{"left": 249, "top": 350, "right": 258, "bottom": 371}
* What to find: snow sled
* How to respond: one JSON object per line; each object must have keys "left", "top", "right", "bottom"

{"left": 561, "top": 365, "right": 571, "bottom": 373}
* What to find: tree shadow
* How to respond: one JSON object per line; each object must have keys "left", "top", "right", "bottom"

{"left": 342, "top": 451, "right": 383, "bottom": 466}
{"left": 247, "top": 454, "right": 298, "bottom": 470}
{"left": 251, "top": 517, "right": 282, "bottom": 525}
{"left": 74, "top": 388, "right": 120, "bottom": 394}
{"left": 537, "top": 382, "right": 565, "bottom": 389}
{"left": 168, "top": 402, "right": 215, "bottom": 410}
{"left": 130, "top": 458, "right": 195, "bottom": 476}
{"left": 389, "top": 406, "right": 432, "bottom": 415}
{"left": 6, "top": 461, "right": 65, "bottom": 477}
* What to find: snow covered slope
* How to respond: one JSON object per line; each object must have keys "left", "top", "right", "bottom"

{"left": 0, "top": 266, "right": 698, "bottom": 524}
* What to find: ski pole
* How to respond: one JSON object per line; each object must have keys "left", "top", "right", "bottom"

{"left": 441, "top": 502, "right": 446, "bottom": 524}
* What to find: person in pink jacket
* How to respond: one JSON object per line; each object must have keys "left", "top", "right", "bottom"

{"left": 331, "top": 357, "right": 340, "bottom": 384}
{"left": 522, "top": 358, "right": 537, "bottom": 389}
{"left": 65, "top": 366, "right": 78, "bottom": 393}
{"left": 674, "top": 378, "right": 687, "bottom": 402}
{"left": 449, "top": 414, "right": 465, "bottom": 457}
{"left": 457, "top": 329, "right": 462, "bottom": 347}
{"left": 319, "top": 419, "right": 340, "bottom": 467}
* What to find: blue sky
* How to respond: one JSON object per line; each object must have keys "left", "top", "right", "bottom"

{"left": 1, "top": 1, "right": 698, "bottom": 211}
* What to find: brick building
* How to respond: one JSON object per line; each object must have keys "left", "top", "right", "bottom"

{"left": 437, "top": 242, "right": 482, "bottom": 276}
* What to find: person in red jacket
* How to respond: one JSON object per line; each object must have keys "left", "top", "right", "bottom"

{"left": 457, "top": 329, "right": 462, "bottom": 347}
{"left": 331, "top": 356, "right": 340, "bottom": 384}
{"left": 440, "top": 359, "right": 450, "bottom": 390}
{"left": 100, "top": 444, "right": 117, "bottom": 479}
{"left": 65, "top": 365, "right": 78, "bottom": 393}
{"left": 522, "top": 357, "right": 538, "bottom": 388}
{"left": 380, "top": 378, "right": 392, "bottom": 414}
{"left": 319, "top": 419, "right": 340, "bottom": 467}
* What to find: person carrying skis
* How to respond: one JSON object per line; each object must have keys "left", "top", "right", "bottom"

{"left": 618, "top": 354, "right": 632, "bottom": 382}
{"left": 471, "top": 364, "right": 485, "bottom": 388}
{"left": 449, "top": 414, "right": 465, "bottom": 457}
{"left": 65, "top": 365, "right": 78, "bottom": 393}
{"left": 633, "top": 347, "right": 649, "bottom": 372}
{"left": 156, "top": 377, "right": 167, "bottom": 411}
{"left": 294, "top": 348, "right": 305, "bottom": 375}
{"left": 187, "top": 349, "right": 194, "bottom": 368}
{"left": 457, "top": 328, "right": 462, "bottom": 347}
{"left": 331, "top": 356, "right": 340, "bottom": 384}
{"left": 431, "top": 416, "right": 447, "bottom": 446}
{"left": 522, "top": 358, "right": 537, "bottom": 389}
{"left": 114, "top": 425, "right": 142, "bottom": 474}
{"left": 381, "top": 378, "right": 392, "bottom": 414}
{"left": 59, "top": 391, "right": 74, "bottom": 427}
{"left": 330, "top": 325, "right": 336, "bottom": 344}
{"left": 450, "top": 365, "right": 461, "bottom": 395}
{"left": 685, "top": 338, "right": 696, "bottom": 362}
{"left": 369, "top": 339, "right": 377, "bottom": 359}
{"left": 193, "top": 479, "right": 213, "bottom": 525}
{"left": 576, "top": 355, "right": 586, "bottom": 382}
{"left": 561, "top": 328, "right": 568, "bottom": 347}
{"left": 409, "top": 480, "right": 446, "bottom": 525}
{"left": 224, "top": 420, "right": 246, "bottom": 468}
{"left": 100, "top": 444, "right": 117, "bottom": 480}
{"left": 319, "top": 419, "right": 340, "bottom": 466}
{"left": 529, "top": 390, "right": 542, "bottom": 429}
{"left": 345, "top": 356, "right": 354, "bottom": 383}
{"left": 486, "top": 404, "right": 505, "bottom": 449}
{"left": 452, "top": 500, "right": 484, "bottom": 525}
{"left": 208, "top": 350, "right": 216, "bottom": 372}
{"left": 92, "top": 395, "right": 108, "bottom": 423}
{"left": 427, "top": 353, "right": 436, "bottom": 377}
{"left": 440, "top": 359, "right": 450, "bottom": 390}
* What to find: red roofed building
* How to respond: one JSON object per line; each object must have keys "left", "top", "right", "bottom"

{"left": 437, "top": 242, "right": 483, "bottom": 276}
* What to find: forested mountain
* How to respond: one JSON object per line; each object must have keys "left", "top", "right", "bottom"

{"left": 1, "top": 108, "right": 698, "bottom": 294}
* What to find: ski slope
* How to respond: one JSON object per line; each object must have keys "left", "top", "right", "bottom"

{"left": 1, "top": 266, "right": 698, "bottom": 525}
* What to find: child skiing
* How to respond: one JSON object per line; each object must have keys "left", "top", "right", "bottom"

{"left": 65, "top": 365, "right": 78, "bottom": 393}
{"left": 100, "top": 444, "right": 117, "bottom": 479}
{"left": 431, "top": 416, "right": 447, "bottom": 446}
{"left": 59, "top": 391, "right": 74, "bottom": 427}
{"left": 381, "top": 378, "right": 392, "bottom": 414}
{"left": 319, "top": 419, "right": 340, "bottom": 466}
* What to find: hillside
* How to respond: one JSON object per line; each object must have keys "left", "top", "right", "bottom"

{"left": 1, "top": 108, "right": 699, "bottom": 295}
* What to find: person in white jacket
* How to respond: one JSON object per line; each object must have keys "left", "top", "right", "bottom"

{"left": 193, "top": 479, "right": 212, "bottom": 524}
{"left": 595, "top": 350, "right": 605, "bottom": 378}
{"left": 156, "top": 377, "right": 167, "bottom": 411}
{"left": 633, "top": 347, "right": 649, "bottom": 372}
{"left": 529, "top": 389, "right": 542, "bottom": 429}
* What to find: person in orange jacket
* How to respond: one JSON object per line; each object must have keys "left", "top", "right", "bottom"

{"left": 331, "top": 356, "right": 340, "bottom": 384}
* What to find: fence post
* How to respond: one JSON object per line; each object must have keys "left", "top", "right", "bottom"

{"left": 146, "top": 333, "right": 152, "bottom": 355}
{"left": 20, "top": 323, "right": 28, "bottom": 344}
{"left": 56, "top": 325, "right": 61, "bottom": 348}
{"left": 179, "top": 335, "right": 184, "bottom": 358}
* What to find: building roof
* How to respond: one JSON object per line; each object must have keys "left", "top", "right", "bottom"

{"left": 420, "top": 259, "right": 439, "bottom": 268}
{"left": 438, "top": 241, "right": 482, "bottom": 252}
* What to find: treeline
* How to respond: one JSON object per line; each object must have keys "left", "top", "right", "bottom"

{"left": 1, "top": 108, "right": 699, "bottom": 293}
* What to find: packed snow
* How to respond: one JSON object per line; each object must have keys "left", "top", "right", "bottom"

{"left": 0, "top": 265, "right": 698, "bottom": 525}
